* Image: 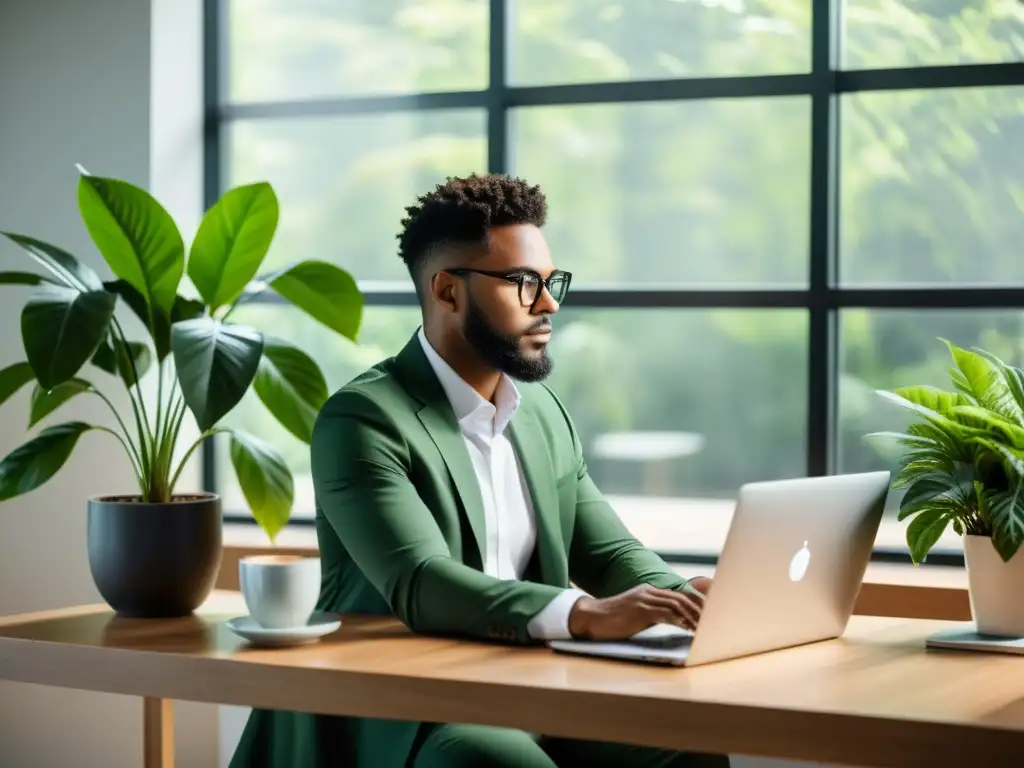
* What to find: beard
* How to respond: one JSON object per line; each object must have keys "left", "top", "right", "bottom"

{"left": 463, "top": 294, "right": 554, "bottom": 382}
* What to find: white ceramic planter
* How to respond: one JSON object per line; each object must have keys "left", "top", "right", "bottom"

{"left": 964, "top": 534, "right": 1024, "bottom": 637}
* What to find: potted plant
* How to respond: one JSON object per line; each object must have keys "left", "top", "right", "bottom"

{"left": 0, "top": 168, "right": 362, "bottom": 618}
{"left": 866, "top": 338, "right": 1024, "bottom": 636}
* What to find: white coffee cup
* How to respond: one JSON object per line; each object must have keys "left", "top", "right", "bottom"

{"left": 238, "top": 555, "right": 321, "bottom": 629}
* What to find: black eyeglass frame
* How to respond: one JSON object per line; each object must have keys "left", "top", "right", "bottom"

{"left": 443, "top": 267, "right": 573, "bottom": 310}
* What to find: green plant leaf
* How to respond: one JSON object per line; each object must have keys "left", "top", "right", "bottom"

{"left": 104, "top": 280, "right": 205, "bottom": 360}
{"left": 905, "top": 421, "right": 976, "bottom": 463}
{"left": 171, "top": 318, "right": 263, "bottom": 431}
{"left": 0, "top": 421, "right": 95, "bottom": 501}
{"left": 1000, "top": 364, "right": 1024, "bottom": 418}
{"left": 887, "top": 386, "right": 974, "bottom": 416}
{"left": 974, "top": 348, "right": 1024, "bottom": 424}
{"left": 0, "top": 233, "right": 105, "bottom": 291}
{"left": 986, "top": 483, "right": 1024, "bottom": 562}
{"left": 270, "top": 260, "right": 363, "bottom": 340}
{"left": 0, "top": 270, "right": 59, "bottom": 286}
{"left": 253, "top": 337, "right": 329, "bottom": 444}
{"left": 950, "top": 405, "right": 1024, "bottom": 449}
{"left": 906, "top": 507, "right": 952, "bottom": 565}
{"left": 898, "top": 475, "right": 963, "bottom": 520}
{"left": 970, "top": 437, "right": 1024, "bottom": 476}
{"left": 188, "top": 182, "right": 279, "bottom": 312}
{"left": 228, "top": 428, "right": 293, "bottom": 543}
{"left": 91, "top": 337, "right": 152, "bottom": 387}
{"left": 0, "top": 362, "right": 37, "bottom": 409}
{"left": 77, "top": 174, "right": 184, "bottom": 317}
{"left": 28, "top": 378, "right": 92, "bottom": 427}
{"left": 21, "top": 286, "right": 117, "bottom": 390}
{"left": 942, "top": 339, "right": 1022, "bottom": 424}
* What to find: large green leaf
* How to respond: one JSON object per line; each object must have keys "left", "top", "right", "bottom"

{"left": 171, "top": 318, "right": 263, "bottom": 431}
{"left": 0, "top": 233, "right": 105, "bottom": 291}
{"left": 228, "top": 428, "right": 293, "bottom": 543}
{"left": 0, "top": 362, "right": 37, "bottom": 408}
{"left": 971, "top": 437, "right": 1024, "bottom": 478}
{"left": 905, "top": 421, "right": 976, "bottom": 463}
{"left": 77, "top": 175, "right": 184, "bottom": 317}
{"left": 253, "top": 338, "right": 329, "bottom": 444}
{"left": 876, "top": 390, "right": 986, "bottom": 446}
{"left": 863, "top": 431, "right": 937, "bottom": 451}
{"left": 942, "top": 339, "right": 1022, "bottom": 423}
{"left": 898, "top": 474, "right": 964, "bottom": 520}
{"left": 188, "top": 182, "right": 279, "bottom": 311}
{"left": 21, "top": 286, "right": 117, "bottom": 390}
{"left": 104, "top": 280, "right": 205, "bottom": 360}
{"left": 91, "top": 336, "right": 153, "bottom": 387}
{"left": 28, "top": 378, "right": 92, "bottom": 427}
{"left": 270, "top": 260, "right": 363, "bottom": 340}
{"left": 888, "top": 386, "right": 974, "bottom": 416}
{"left": 986, "top": 483, "right": 1024, "bottom": 562}
{"left": 949, "top": 405, "right": 1024, "bottom": 449}
{"left": 974, "top": 348, "right": 1024, "bottom": 425}
{"left": 0, "top": 421, "right": 94, "bottom": 501}
{"left": 906, "top": 507, "right": 952, "bottom": 565}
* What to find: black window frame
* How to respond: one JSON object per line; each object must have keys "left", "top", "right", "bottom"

{"left": 203, "top": 0, "right": 1024, "bottom": 568}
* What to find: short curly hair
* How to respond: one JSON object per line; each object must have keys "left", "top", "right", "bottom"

{"left": 397, "top": 173, "right": 547, "bottom": 284}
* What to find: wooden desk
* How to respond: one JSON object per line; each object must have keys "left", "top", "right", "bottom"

{"left": 1, "top": 591, "right": 1022, "bottom": 768}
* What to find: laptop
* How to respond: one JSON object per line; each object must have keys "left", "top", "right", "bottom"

{"left": 549, "top": 470, "right": 891, "bottom": 667}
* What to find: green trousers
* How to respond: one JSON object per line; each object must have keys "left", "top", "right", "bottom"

{"left": 411, "top": 723, "right": 731, "bottom": 768}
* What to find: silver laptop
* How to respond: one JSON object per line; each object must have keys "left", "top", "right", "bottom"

{"left": 549, "top": 470, "right": 891, "bottom": 667}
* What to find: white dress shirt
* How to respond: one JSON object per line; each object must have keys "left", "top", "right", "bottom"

{"left": 417, "top": 329, "right": 587, "bottom": 640}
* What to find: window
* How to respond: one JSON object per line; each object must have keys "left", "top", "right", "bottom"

{"left": 207, "top": 0, "right": 1024, "bottom": 565}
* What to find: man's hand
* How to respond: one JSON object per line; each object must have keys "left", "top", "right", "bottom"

{"left": 567, "top": 580, "right": 712, "bottom": 641}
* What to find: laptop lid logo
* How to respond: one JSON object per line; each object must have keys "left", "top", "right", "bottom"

{"left": 789, "top": 541, "right": 811, "bottom": 582}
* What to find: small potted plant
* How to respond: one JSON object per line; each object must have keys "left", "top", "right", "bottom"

{"left": 0, "top": 168, "right": 362, "bottom": 618}
{"left": 866, "top": 339, "right": 1024, "bottom": 636}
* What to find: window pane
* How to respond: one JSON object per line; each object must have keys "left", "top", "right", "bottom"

{"left": 840, "top": 87, "right": 1024, "bottom": 286}
{"left": 511, "top": 99, "right": 810, "bottom": 287}
{"left": 227, "top": 0, "right": 488, "bottom": 102}
{"left": 842, "top": 0, "right": 1024, "bottom": 70}
{"left": 226, "top": 110, "right": 487, "bottom": 281}
{"left": 836, "top": 310, "right": 1024, "bottom": 553}
{"left": 220, "top": 307, "right": 808, "bottom": 557}
{"left": 509, "top": 0, "right": 810, "bottom": 85}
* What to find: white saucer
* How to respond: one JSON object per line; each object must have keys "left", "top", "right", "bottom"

{"left": 226, "top": 611, "right": 341, "bottom": 647}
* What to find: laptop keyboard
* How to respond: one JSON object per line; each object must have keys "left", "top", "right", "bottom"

{"left": 631, "top": 632, "right": 695, "bottom": 650}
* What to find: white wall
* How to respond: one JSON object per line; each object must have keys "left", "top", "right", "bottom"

{"left": 0, "top": 1, "right": 215, "bottom": 766}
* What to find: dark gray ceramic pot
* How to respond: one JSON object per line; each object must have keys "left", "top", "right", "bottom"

{"left": 87, "top": 492, "right": 222, "bottom": 618}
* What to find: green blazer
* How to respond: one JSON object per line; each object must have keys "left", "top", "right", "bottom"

{"left": 230, "top": 333, "right": 690, "bottom": 768}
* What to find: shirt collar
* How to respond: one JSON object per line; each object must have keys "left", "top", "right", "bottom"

{"left": 417, "top": 327, "right": 520, "bottom": 439}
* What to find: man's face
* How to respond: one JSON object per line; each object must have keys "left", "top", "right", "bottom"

{"left": 454, "top": 224, "right": 561, "bottom": 382}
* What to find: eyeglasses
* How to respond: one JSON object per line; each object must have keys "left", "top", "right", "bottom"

{"left": 444, "top": 268, "right": 573, "bottom": 310}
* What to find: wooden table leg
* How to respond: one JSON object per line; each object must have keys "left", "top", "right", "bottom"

{"left": 144, "top": 697, "right": 174, "bottom": 768}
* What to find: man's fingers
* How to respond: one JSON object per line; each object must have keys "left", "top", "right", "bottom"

{"left": 654, "top": 589, "right": 705, "bottom": 625}
{"left": 644, "top": 605, "right": 693, "bottom": 630}
{"left": 643, "top": 594, "right": 700, "bottom": 628}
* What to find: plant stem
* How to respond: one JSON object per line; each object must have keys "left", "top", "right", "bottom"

{"left": 112, "top": 317, "right": 154, "bottom": 448}
{"left": 89, "top": 389, "right": 145, "bottom": 479}
{"left": 154, "top": 356, "right": 166, "bottom": 456}
{"left": 168, "top": 427, "right": 225, "bottom": 495}
{"left": 96, "top": 426, "right": 147, "bottom": 496}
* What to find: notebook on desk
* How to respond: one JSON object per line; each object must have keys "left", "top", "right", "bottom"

{"left": 926, "top": 628, "right": 1024, "bottom": 655}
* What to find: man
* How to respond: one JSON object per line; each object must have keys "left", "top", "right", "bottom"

{"left": 231, "top": 174, "right": 727, "bottom": 767}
